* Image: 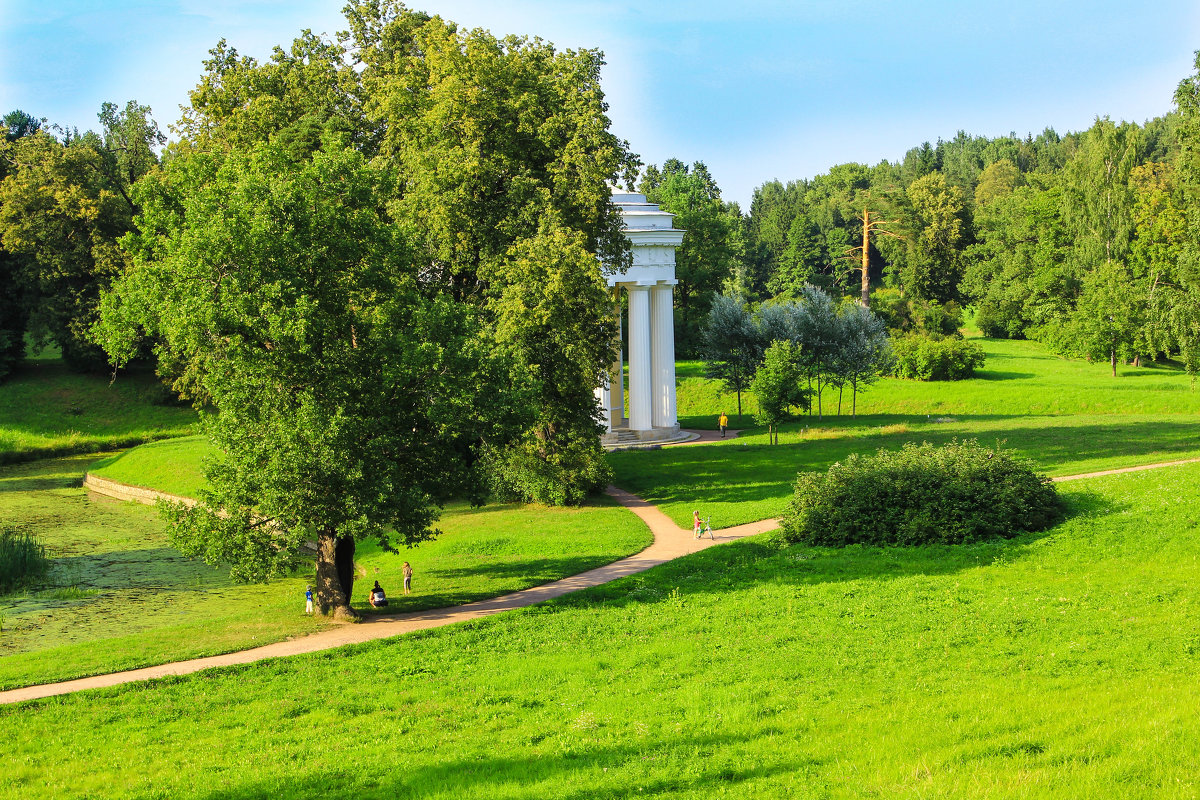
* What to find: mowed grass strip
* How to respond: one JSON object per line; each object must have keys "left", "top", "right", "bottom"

{"left": 0, "top": 353, "right": 196, "bottom": 462}
{"left": 5, "top": 464, "right": 1200, "bottom": 798}
{"left": 0, "top": 454, "right": 650, "bottom": 690}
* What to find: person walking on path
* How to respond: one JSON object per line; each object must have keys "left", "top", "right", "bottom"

{"left": 718, "top": 412, "right": 728, "bottom": 438}
{"left": 305, "top": 586, "right": 313, "bottom": 614}
{"left": 402, "top": 561, "right": 413, "bottom": 595}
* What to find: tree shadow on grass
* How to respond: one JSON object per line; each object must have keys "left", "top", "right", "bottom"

{"left": 975, "top": 370, "right": 1036, "bottom": 381}
{"left": 195, "top": 732, "right": 823, "bottom": 800}
{"left": 356, "top": 556, "right": 635, "bottom": 617}
{"left": 0, "top": 473, "right": 83, "bottom": 493}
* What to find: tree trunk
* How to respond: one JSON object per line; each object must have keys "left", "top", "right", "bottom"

{"left": 838, "top": 385, "right": 843, "bottom": 416}
{"left": 815, "top": 369, "right": 823, "bottom": 419}
{"left": 316, "top": 528, "right": 358, "bottom": 620}
{"left": 861, "top": 208, "right": 871, "bottom": 307}
{"left": 852, "top": 376, "right": 858, "bottom": 416}
{"left": 736, "top": 387, "right": 743, "bottom": 419}
{"left": 1111, "top": 348, "right": 1117, "bottom": 378}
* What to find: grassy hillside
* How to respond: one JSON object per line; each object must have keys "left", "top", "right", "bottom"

{"left": 0, "top": 454, "right": 650, "bottom": 690}
{"left": 5, "top": 463, "right": 1199, "bottom": 798}
{"left": 0, "top": 351, "right": 196, "bottom": 462}
{"left": 88, "top": 435, "right": 213, "bottom": 497}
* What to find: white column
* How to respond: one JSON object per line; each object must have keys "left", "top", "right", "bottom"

{"left": 627, "top": 284, "right": 652, "bottom": 432}
{"left": 611, "top": 308, "right": 624, "bottom": 425}
{"left": 651, "top": 282, "right": 677, "bottom": 429}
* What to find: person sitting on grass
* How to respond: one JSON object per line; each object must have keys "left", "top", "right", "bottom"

{"left": 368, "top": 580, "right": 388, "bottom": 608}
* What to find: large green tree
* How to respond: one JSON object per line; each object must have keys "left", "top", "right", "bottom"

{"left": 0, "top": 110, "right": 43, "bottom": 378}
{"left": 963, "top": 176, "right": 1073, "bottom": 339}
{"left": 902, "top": 171, "right": 967, "bottom": 304}
{"left": 767, "top": 212, "right": 824, "bottom": 299}
{"left": 175, "top": 2, "right": 634, "bottom": 507}
{"left": 97, "top": 4, "right": 636, "bottom": 613}
{"left": 1061, "top": 117, "right": 1142, "bottom": 271}
{"left": 99, "top": 143, "right": 507, "bottom": 618}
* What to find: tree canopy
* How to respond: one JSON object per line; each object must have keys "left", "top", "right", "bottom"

{"left": 94, "top": 2, "right": 637, "bottom": 613}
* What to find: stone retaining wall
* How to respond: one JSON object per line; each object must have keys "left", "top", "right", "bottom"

{"left": 83, "top": 473, "right": 197, "bottom": 507}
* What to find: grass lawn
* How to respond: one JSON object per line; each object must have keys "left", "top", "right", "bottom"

{"left": 609, "top": 412, "right": 1200, "bottom": 528}
{"left": 0, "top": 454, "right": 650, "bottom": 690}
{"left": 5, "top": 462, "right": 1199, "bottom": 798}
{"left": 675, "top": 337, "right": 1200, "bottom": 429}
{"left": 621, "top": 336, "right": 1200, "bottom": 529}
{"left": 0, "top": 350, "right": 196, "bottom": 463}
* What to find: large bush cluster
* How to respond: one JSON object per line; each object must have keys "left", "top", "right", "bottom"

{"left": 777, "top": 440, "right": 1062, "bottom": 547}
{"left": 890, "top": 333, "right": 986, "bottom": 380}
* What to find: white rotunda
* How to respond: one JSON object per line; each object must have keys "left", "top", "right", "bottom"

{"left": 597, "top": 190, "right": 692, "bottom": 448}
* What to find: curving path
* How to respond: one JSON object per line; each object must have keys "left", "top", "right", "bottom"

{"left": 0, "top": 485, "right": 775, "bottom": 706}
{"left": 6, "top": 450, "right": 1198, "bottom": 705}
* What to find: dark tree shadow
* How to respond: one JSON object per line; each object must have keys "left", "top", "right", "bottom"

{"left": 195, "top": 732, "right": 823, "bottom": 800}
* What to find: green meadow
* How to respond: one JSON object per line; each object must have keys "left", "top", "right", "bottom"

{"left": 5, "top": 463, "right": 1200, "bottom": 798}
{"left": 5, "top": 334, "right": 1200, "bottom": 798}
{"left": 0, "top": 454, "right": 649, "bottom": 690}
{"left": 625, "top": 336, "right": 1200, "bottom": 528}
{"left": 676, "top": 337, "right": 1200, "bottom": 428}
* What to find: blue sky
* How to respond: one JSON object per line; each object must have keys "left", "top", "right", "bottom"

{"left": 3, "top": 1, "right": 1198, "bottom": 205}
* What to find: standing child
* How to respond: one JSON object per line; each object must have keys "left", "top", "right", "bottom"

{"left": 403, "top": 561, "right": 413, "bottom": 595}
{"left": 693, "top": 510, "right": 702, "bottom": 539}
{"left": 305, "top": 585, "right": 313, "bottom": 614}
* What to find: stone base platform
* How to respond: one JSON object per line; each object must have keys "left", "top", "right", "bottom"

{"left": 600, "top": 423, "right": 698, "bottom": 451}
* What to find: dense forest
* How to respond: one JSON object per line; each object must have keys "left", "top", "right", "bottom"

{"left": 644, "top": 54, "right": 1200, "bottom": 377}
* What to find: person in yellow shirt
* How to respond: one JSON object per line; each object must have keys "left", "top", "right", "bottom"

{"left": 718, "top": 412, "right": 728, "bottom": 438}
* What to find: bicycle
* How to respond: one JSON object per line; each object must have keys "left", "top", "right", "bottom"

{"left": 695, "top": 515, "right": 714, "bottom": 539}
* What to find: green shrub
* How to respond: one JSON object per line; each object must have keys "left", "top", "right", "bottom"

{"left": 0, "top": 527, "right": 49, "bottom": 593}
{"left": 890, "top": 333, "right": 986, "bottom": 380}
{"left": 777, "top": 440, "right": 1062, "bottom": 547}
{"left": 871, "top": 291, "right": 964, "bottom": 338}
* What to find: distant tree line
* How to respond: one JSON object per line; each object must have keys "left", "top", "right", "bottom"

{"left": 644, "top": 52, "right": 1200, "bottom": 379}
